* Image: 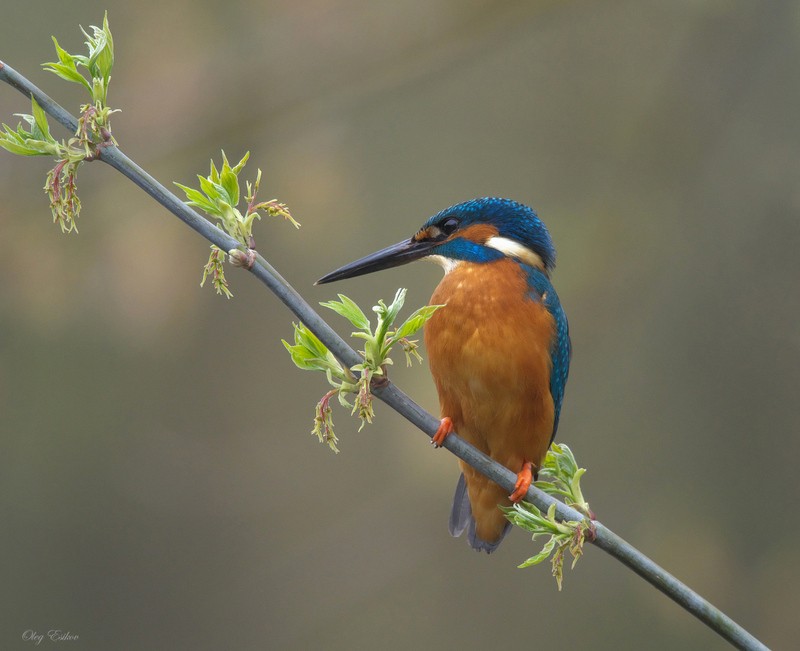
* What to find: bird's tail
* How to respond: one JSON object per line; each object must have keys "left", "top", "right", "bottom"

{"left": 449, "top": 473, "right": 511, "bottom": 553}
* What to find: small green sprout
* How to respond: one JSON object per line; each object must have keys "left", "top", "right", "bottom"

{"left": 44, "top": 12, "right": 114, "bottom": 107}
{"left": 503, "top": 500, "right": 593, "bottom": 590}
{"left": 0, "top": 97, "right": 59, "bottom": 157}
{"left": 0, "top": 13, "right": 117, "bottom": 232}
{"left": 175, "top": 151, "right": 297, "bottom": 297}
{"left": 44, "top": 11, "right": 118, "bottom": 152}
{"left": 283, "top": 321, "right": 353, "bottom": 453}
{"left": 534, "top": 442, "right": 592, "bottom": 517}
{"left": 502, "top": 444, "right": 594, "bottom": 589}
{"left": 283, "top": 289, "right": 443, "bottom": 451}
{"left": 1, "top": 96, "right": 85, "bottom": 232}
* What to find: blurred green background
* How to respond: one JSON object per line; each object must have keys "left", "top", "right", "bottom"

{"left": 2, "top": 1, "right": 798, "bottom": 649}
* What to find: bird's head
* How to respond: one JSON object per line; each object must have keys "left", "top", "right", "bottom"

{"left": 316, "top": 197, "right": 556, "bottom": 285}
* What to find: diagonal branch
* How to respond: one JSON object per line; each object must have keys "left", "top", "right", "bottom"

{"left": 0, "top": 59, "right": 769, "bottom": 651}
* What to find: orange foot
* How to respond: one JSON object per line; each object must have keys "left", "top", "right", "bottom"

{"left": 509, "top": 461, "right": 534, "bottom": 502}
{"left": 431, "top": 417, "right": 453, "bottom": 448}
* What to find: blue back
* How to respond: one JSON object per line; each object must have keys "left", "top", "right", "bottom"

{"left": 525, "top": 266, "right": 571, "bottom": 441}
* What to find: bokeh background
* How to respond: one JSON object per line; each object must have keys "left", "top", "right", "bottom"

{"left": 2, "top": 1, "right": 798, "bottom": 649}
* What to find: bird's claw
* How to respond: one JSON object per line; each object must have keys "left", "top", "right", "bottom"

{"left": 431, "top": 417, "right": 453, "bottom": 448}
{"left": 509, "top": 461, "right": 534, "bottom": 502}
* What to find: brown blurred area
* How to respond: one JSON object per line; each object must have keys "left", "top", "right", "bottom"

{"left": 1, "top": 1, "right": 798, "bottom": 649}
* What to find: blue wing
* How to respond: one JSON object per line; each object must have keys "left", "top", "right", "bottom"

{"left": 525, "top": 267, "right": 572, "bottom": 442}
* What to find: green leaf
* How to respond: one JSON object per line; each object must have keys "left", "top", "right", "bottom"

{"left": 546, "top": 503, "right": 557, "bottom": 521}
{"left": 81, "top": 12, "right": 114, "bottom": 85}
{"left": 518, "top": 536, "right": 557, "bottom": 568}
{"left": 381, "top": 288, "right": 407, "bottom": 324}
{"left": 0, "top": 137, "right": 43, "bottom": 156}
{"left": 283, "top": 322, "right": 347, "bottom": 381}
{"left": 0, "top": 120, "right": 57, "bottom": 157}
{"left": 52, "top": 36, "right": 73, "bottom": 65}
{"left": 219, "top": 164, "right": 239, "bottom": 206}
{"left": 173, "top": 182, "right": 220, "bottom": 215}
{"left": 30, "top": 98, "right": 51, "bottom": 142}
{"left": 320, "top": 294, "right": 371, "bottom": 330}
{"left": 43, "top": 37, "right": 92, "bottom": 90}
{"left": 241, "top": 209, "right": 262, "bottom": 235}
{"left": 198, "top": 174, "right": 223, "bottom": 202}
{"left": 570, "top": 467, "right": 586, "bottom": 497}
{"left": 294, "top": 323, "right": 331, "bottom": 361}
{"left": 43, "top": 62, "right": 91, "bottom": 88}
{"left": 282, "top": 341, "right": 324, "bottom": 371}
{"left": 231, "top": 151, "right": 250, "bottom": 175}
{"left": 393, "top": 304, "right": 443, "bottom": 341}
{"left": 95, "top": 12, "right": 114, "bottom": 84}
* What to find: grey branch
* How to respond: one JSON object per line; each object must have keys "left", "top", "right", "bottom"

{"left": 0, "top": 59, "right": 769, "bottom": 651}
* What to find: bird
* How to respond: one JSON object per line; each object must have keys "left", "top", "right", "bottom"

{"left": 316, "top": 198, "right": 571, "bottom": 553}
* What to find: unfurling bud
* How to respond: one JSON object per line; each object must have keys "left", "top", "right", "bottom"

{"left": 228, "top": 248, "right": 256, "bottom": 270}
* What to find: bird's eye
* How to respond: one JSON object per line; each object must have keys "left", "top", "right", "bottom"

{"left": 440, "top": 217, "right": 459, "bottom": 236}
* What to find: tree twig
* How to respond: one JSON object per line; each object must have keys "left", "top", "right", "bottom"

{"left": 0, "top": 59, "right": 769, "bottom": 651}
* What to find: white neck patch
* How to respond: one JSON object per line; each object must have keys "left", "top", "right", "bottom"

{"left": 485, "top": 236, "right": 544, "bottom": 269}
{"left": 427, "top": 255, "right": 460, "bottom": 275}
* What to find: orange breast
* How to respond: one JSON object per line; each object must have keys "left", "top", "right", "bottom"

{"left": 424, "top": 258, "right": 556, "bottom": 543}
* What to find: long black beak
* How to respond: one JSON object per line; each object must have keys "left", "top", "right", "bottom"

{"left": 316, "top": 237, "right": 439, "bottom": 285}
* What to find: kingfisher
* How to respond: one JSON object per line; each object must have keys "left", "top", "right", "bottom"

{"left": 317, "top": 198, "right": 571, "bottom": 553}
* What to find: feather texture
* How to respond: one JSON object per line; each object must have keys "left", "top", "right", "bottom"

{"left": 425, "top": 258, "right": 568, "bottom": 550}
